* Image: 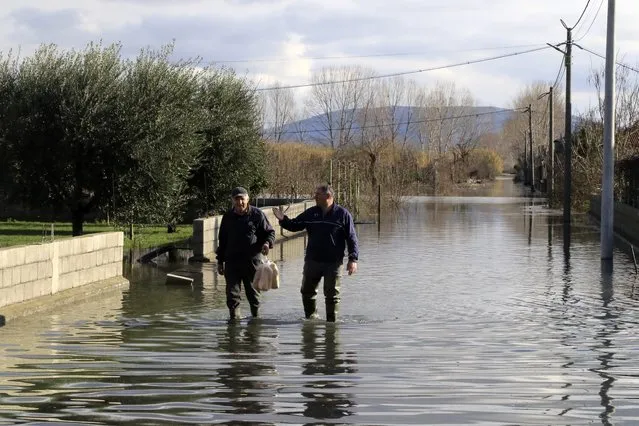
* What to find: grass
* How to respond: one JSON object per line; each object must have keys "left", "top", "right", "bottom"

{"left": 0, "top": 221, "right": 193, "bottom": 250}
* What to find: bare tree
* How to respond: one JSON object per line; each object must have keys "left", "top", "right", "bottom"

{"left": 589, "top": 63, "right": 639, "bottom": 157}
{"left": 411, "top": 86, "right": 430, "bottom": 153}
{"left": 292, "top": 111, "right": 309, "bottom": 144}
{"left": 261, "top": 82, "right": 296, "bottom": 142}
{"left": 353, "top": 77, "right": 423, "bottom": 189}
{"left": 421, "top": 82, "right": 482, "bottom": 158}
{"left": 304, "top": 65, "right": 376, "bottom": 148}
{"left": 370, "top": 77, "right": 421, "bottom": 146}
{"left": 501, "top": 81, "right": 566, "bottom": 168}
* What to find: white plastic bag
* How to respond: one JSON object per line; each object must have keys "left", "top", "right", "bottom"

{"left": 252, "top": 258, "right": 280, "bottom": 291}
{"left": 269, "top": 260, "right": 280, "bottom": 289}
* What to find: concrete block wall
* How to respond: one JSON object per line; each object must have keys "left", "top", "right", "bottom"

{"left": 0, "top": 232, "right": 125, "bottom": 309}
{"left": 192, "top": 201, "right": 313, "bottom": 261}
{"left": 590, "top": 195, "right": 639, "bottom": 246}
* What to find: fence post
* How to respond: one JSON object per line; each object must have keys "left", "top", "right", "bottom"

{"left": 377, "top": 184, "right": 381, "bottom": 232}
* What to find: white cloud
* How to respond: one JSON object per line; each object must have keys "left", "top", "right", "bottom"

{"left": 0, "top": 0, "right": 636, "bottom": 116}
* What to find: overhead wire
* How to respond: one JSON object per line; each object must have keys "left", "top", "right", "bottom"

{"left": 574, "top": 0, "right": 605, "bottom": 42}
{"left": 213, "top": 43, "right": 548, "bottom": 64}
{"left": 553, "top": 56, "right": 566, "bottom": 89}
{"left": 572, "top": 0, "right": 592, "bottom": 30}
{"left": 578, "top": 45, "right": 639, "bottom": 73}
{"left": 255, "top": 46, "right": 552, "bottom": 92}
{"left": 269, "top": 107, "right": 525, "bottom": 136}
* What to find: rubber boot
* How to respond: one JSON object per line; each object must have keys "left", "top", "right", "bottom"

{"left": 303, "top": 299, "right": 319, "bottom": 319}
{"left": 325, "top": 303, "right": 338, "bottom": 323}
{"left": 229, "top": 307, "right": 241, "bottom": 322}
{"left": 250, "top": 305, "right": 259, "bottom": 318}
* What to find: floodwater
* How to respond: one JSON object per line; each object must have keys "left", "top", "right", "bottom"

{"left": 2, "top": 176, "right": 639, "bottom": 425}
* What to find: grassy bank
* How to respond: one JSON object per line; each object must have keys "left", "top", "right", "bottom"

{"left": 0, "top": 221, "right": 192, "bottom": 250}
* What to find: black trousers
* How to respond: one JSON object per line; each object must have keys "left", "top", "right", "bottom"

{"left": 224, "top": 258, "right": 260, "bottom": 311}
{"left": 301, "top": 259, "right": 344, "bottom": 305}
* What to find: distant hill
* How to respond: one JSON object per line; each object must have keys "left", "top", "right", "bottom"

{"left": 270, "top": 106, "right": 518, "bottom": 147}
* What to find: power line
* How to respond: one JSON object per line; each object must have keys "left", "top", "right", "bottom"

{"left": 574, "top": 0, "right": 604, "bottom": 42}
{"left": 579, "top": 45, "right": 639, "bottom": 73}
{"left": 256, "top": 46, "right": 552, "bottom": 92}
{"left": 553, "top": 55, "right": 565, "bottom": 88}
{"left": 213, "top": 43, "right": 547, "bottom": 64}
{"left": 268, "top": 108, "right": 524, "bottom": 136}
{"left": 572, "top": 0, "right": 592, "bottom": 30}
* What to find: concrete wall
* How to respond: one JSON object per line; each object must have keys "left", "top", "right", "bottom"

{"left": 590, "top": 195, "right": 639, "bottom": 246}
{"left": 0, "top": 232, "right": 127, "bottom": 310}
{"left": 192, "top": 201, "right": 313, "bottom": 262}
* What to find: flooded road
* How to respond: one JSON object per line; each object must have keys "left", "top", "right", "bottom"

{"left": 2, "top": 177, "right": 639, "bottom": 425}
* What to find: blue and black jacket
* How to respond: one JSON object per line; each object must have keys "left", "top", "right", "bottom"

{"left": 216, "top": 206, "right": 275, "bottom": 264}
{"left": 279, "top": 204, "right": 359, "bottom": 263}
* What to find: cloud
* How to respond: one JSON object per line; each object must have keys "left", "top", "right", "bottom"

{"left": 0, "top": 0, "right": 636, "bottom": 115}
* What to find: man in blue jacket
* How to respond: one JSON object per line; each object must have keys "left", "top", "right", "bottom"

{"left": 217, "top": 187, "right": 276, "bottom": 321}
{"left": 273, "top": 183, "right": 359, "bottom": 322}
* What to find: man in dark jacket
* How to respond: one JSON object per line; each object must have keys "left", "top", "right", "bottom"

{"left": 216, "top": 187, "right": 276, "bottom": 321}
{"left": 273, "top": 183, "right": 359, "bottom": 322}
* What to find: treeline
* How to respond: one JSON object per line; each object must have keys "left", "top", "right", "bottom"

{"left": 0, "top": 42, "right": 268, "bottom": 235}
{"left": 501, "top": 65, "right": 639, "bottom": 211}
{"left": 568, "top": 65, "right": 639, "bottom": 210}
{"left": 264, "top": 142, "right": 503, "bottom": 217}
{"left": 260, "top": 67, "right": 507, "bottom": 211}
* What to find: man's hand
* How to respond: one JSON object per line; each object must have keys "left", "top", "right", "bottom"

{"left": 261, "top": 243, "right": 270, "bottom": 255}
{"left": 347, "top": 261, "right": 357, "bottom": 275}
{"left": 217, "top": 262, "right": 224, "bottom": 275}
{"left": 272, "top": 207, "right": 284, "bottom": 221}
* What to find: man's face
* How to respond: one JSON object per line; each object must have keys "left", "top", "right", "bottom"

{"left": 314, "top": 187, "right": 331, "bottom": 207}
{"left": 233, "top": 195, "right": 249, "bottom": 213}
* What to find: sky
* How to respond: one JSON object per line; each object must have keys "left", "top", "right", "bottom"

{"left": 0, "top": 0, "right": 637, "bottom": 117}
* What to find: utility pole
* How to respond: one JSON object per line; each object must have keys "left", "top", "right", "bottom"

{"left": 601, "top": 0, "right": 616, "bottom": 260}
{"left": 527, "top": 104, "right": 535, "bottom": 193}
{"left": 538, "top": 88, "right": 554, "bottom": 197}
{"left": 548, "top": 21, "right": 575, "bottom": 223}
{"left": 562, "top": 21, "right": 573, "bottom": 224}
{"left": 537, "top": 86, "right": 555, "bottom": 198}
{"left": 523, "top": 131, "right": 528, "bottom": 185}
{"left": 548, "top": 87, "right": 554, "bottom": 198}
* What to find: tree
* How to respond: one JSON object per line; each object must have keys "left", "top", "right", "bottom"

{"left": 564, "top": 63, "right": 639, "bottom": 210}
{"left": 501, "top": 81, "right": 565, "bottom": 170}
{"left": 188, "top": 69, "right": 268, "bottom": 216}
{"left": 264, "top": 142, "right": 332, "bottom": 198}
{"left": 355, "top": 76, "right": 419, "bottom": 190}
{"left": 0, "top": 52, "right": 18, "bottom": 217}
{"left": 0, "top": 43, "right": 128, "bottom": 235}
{"left": 0, "top": 42, "right": 230, "bottom": 235}
{"left": 305, "top": 65, "right": 376, "bottom": 148}
{"left": 112, "top": 44, "right": 206, "bottom": 231}
{"left": 411, "top": 82, "right": 485, "bottom": 184}
{"left": 589, "top": 63, "right": 639, "bottom": 157}
{"left": 423, "top": 82, "right": 479, "bottom": 157}
{"left": 260, "top": 82, "right": 296, "bottom": 143}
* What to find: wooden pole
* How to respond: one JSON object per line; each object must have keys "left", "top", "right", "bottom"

{"left": 377, "top": 184, "right": 381, "bottom": 232}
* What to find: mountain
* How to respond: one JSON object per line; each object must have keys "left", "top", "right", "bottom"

{"left": 270, "top": 106, "right": 518, "bottom": 147}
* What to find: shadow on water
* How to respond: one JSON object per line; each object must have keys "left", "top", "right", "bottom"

{"left": 595, "top": 261, "right": 616, "bottom": 426}
{"left": 212, "top": 320, "right": 279, "bottom": 422}
{"left": 300, "top": 322, "right": 358, "bottom": 423}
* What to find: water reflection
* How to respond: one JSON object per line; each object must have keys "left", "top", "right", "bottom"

{"left": 214, "top": 320, "right": 278, "bottom": 420}
{"left": 563, "top": 223, "right": 572, "bottom": 257}
{"left": 562, "top": 234, "right": 573, "bottom": 305}
{"left": 300, "top": 323, "right": 357, "bottom": 423}
{"left": 120, "top": 273, "right": 210, "bottom": 316}
{"left": 5, "top": 178, "right": 639, "bottom": 425}
{"left": 595, "top": 264, "right": 617, "bottom": 426}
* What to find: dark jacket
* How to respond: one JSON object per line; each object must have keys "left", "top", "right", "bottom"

{"left": 279, "top": 203, "right": 359, "bottom": 263}
{"left": 216, "top": 206, "right": 276, "bottom": 263}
